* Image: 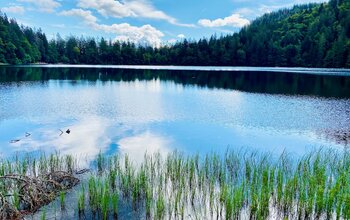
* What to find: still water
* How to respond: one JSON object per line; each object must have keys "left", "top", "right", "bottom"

{"left": 0, "top": 66, "right": 349, "bottom": 162}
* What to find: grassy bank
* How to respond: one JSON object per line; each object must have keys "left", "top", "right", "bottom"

{"left": 1, "top": 148, "right": 350, "bottom": 219}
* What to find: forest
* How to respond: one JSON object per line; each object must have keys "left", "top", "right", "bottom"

{"left": 0, "top": 0, "right": 349, "bottom": 67}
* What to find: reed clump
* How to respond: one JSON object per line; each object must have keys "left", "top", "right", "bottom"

{"left": 80, "top": 148, "right": 350, "bottom": 219}
{"left": 1, "top": 148, "right": 350, "bottom": 219}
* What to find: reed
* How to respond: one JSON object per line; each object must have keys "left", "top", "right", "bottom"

{"left": 86, "top": 149, "right": 349, "bottom": 219}
{"left": 101, "top": 181, "right": 110, "bottom": 220}
{"left": 78, "top": 185, "right": 85, "bottom": 215}
{"left": 13, "top": 190, "right": 20, "bottom": 210}
{"left": 155, "top": 191, "right": 165, "bottom": 220}
{"left": 111, "top": 191, "right": 119, "bottom": 219}
{"left": 60, "top": 191, "right": 65, "bottom": 210}
{"left": 1, "top": 148, "right": 350, "bottom": 219}
{"left": 40, "top": 208, "right": 46, "bottom": 220}
{"left": 97, "top": 151, "right": 106, "bottom": 174}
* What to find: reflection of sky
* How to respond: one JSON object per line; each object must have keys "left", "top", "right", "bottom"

{"left": 118, "top": 132, "right": 172, "bottom": 164}
{"left": 0, "top": 117, "right": 111, "bottom": 162}
{"left": 0, "top": 79, "right": 349, "bottom": 163}
{"left": 0, "top": 117, "right": 344, "bottom": 164}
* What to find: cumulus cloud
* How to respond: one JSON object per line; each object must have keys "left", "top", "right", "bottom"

{"left": 77, "top": 0, "right": 132, "bottom": 18}
{"left": 198, "top": 13, "right": 250, "bottom": 28}
{"left": 77, "top": 0, "right": 194, "bottom": 27}
{"left": 18, "top": 0, "right": 60, "bottom": 12}
{"left": 59, "top": 9, "right": 164, "bottom": 47}
{"left": 167, "top": 39, "right": 177, "bottom": 44}
{"left": 99, "top": 23, "right": 164, "bottom": 47}
{"left": 177, "top": 34, "right": 185, "bottom": 39}
{"left": 1, "top": 6, "right": 25, "bottom": 14}
{"left": 59, "top": 8, "right": 98, "bottom": 25}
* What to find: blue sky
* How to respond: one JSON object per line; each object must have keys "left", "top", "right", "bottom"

{"left": 1, "top": 0, "right": 326, "bottom": 46}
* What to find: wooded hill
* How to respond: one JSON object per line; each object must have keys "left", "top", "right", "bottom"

{"left": 0, "top": 0, "right": 349, "bottom": 67}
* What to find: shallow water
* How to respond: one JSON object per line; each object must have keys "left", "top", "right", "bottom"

{"left": 0, "top": 66, "right": 349, "bottom": 163}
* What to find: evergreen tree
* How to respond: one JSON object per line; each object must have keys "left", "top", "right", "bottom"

{"left": 0, "top": 0, "right": 349, "bottom": 67}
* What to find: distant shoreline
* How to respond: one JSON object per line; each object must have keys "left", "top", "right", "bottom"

{"left": 3, "top": 64, "right": 350, "bottom": 76}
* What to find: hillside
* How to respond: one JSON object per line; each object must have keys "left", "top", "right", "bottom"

{"left": 0, "top": 0, "right": 349, "bottom": 67}
{"left": 237, "top": 0, "right": 350, "bottom": 67}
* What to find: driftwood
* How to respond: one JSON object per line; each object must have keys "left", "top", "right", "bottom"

{"left": 0, "top": 171, "right": 79, "bottom": 219}
{"left": 9, "top": 140, "right": 20, "bottom": 144}
{"left": 75, "top": 169, "right": 90, "bottom": 175}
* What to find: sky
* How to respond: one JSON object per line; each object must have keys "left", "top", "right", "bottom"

{"left": 0, "top": 0, "right": 327, "bottom": 47}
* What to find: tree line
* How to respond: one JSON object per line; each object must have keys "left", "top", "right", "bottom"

{"left": 0, "top": 0, "right": 349, "bottom": 67}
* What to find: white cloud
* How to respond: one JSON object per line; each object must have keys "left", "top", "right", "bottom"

{"left": 167, "top": 39, "right": 177, "bottom": 44}
{"left": 1, "top": 6, "right": 25, "bottom": 14}
{"left": 17, "top": 0, "right": 60, "bottom": 12}
{"left": 59, "top": 9, "right": 164, "bottom": 47}
{"left": 77, "top": 0, "right": 132, "bottom": 17}
{"left": 177, "top": 34, "right": 185, "bottom": 39}
{"left": 198, "top": 13, "right": 250, "bottom": 28}
{"left": 59, "top": 8, "right": 98, "bottom": 25}
{"left": 77, "top": 0, "right": 194, "bottom": 27}
{"left": 99, "top": 23, "right": 164, "bottom": 48}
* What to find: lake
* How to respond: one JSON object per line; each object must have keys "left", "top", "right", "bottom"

{"left": 0, "top": 65, "right": 350, "bottom": 163}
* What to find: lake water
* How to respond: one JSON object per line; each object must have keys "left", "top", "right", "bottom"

{"left": 1, "top": 65, "right": 350, "bottom": 163}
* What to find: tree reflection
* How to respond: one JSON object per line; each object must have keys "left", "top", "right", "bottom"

{"left": 1, "top": 67, "right": 349, "bottom": 98}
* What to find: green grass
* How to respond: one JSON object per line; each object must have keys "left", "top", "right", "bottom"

{"left": 77, "top": 185, "right": 85, "bottom": 215}
{"left": 96, "top": 148, "right": 349, "bottom": 219}
{"left": 111, "top": 190, "right": 119, "bottom": 218}
{"left": 1, "top": 148, "right": 350, "bottom": 219}
{"left": 40, "top": 208, "right": 46, "bottom": 220}
{"left": 60, "top": 191, "right": 66, "bottom": 210}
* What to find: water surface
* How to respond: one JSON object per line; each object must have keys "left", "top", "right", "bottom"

{"left": 0, "top": 66, "right": 349, "bottom": 162}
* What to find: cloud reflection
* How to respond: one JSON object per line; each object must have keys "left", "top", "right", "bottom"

{"left": 7, "top": 116, "right": 173, "bottom": 166}
{"left": 10, "top": 116, "right": 111, "bottom": 165}
{"left": 117, "top": 131, "right": 172, "bottom": 163}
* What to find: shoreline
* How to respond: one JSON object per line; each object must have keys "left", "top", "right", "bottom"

{"left": 2, "top": 64, "right": 350, "bottom": 76}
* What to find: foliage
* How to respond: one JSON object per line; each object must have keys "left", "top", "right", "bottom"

{"left": 0, "top": 0, "right": 349, "bottom": 67}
